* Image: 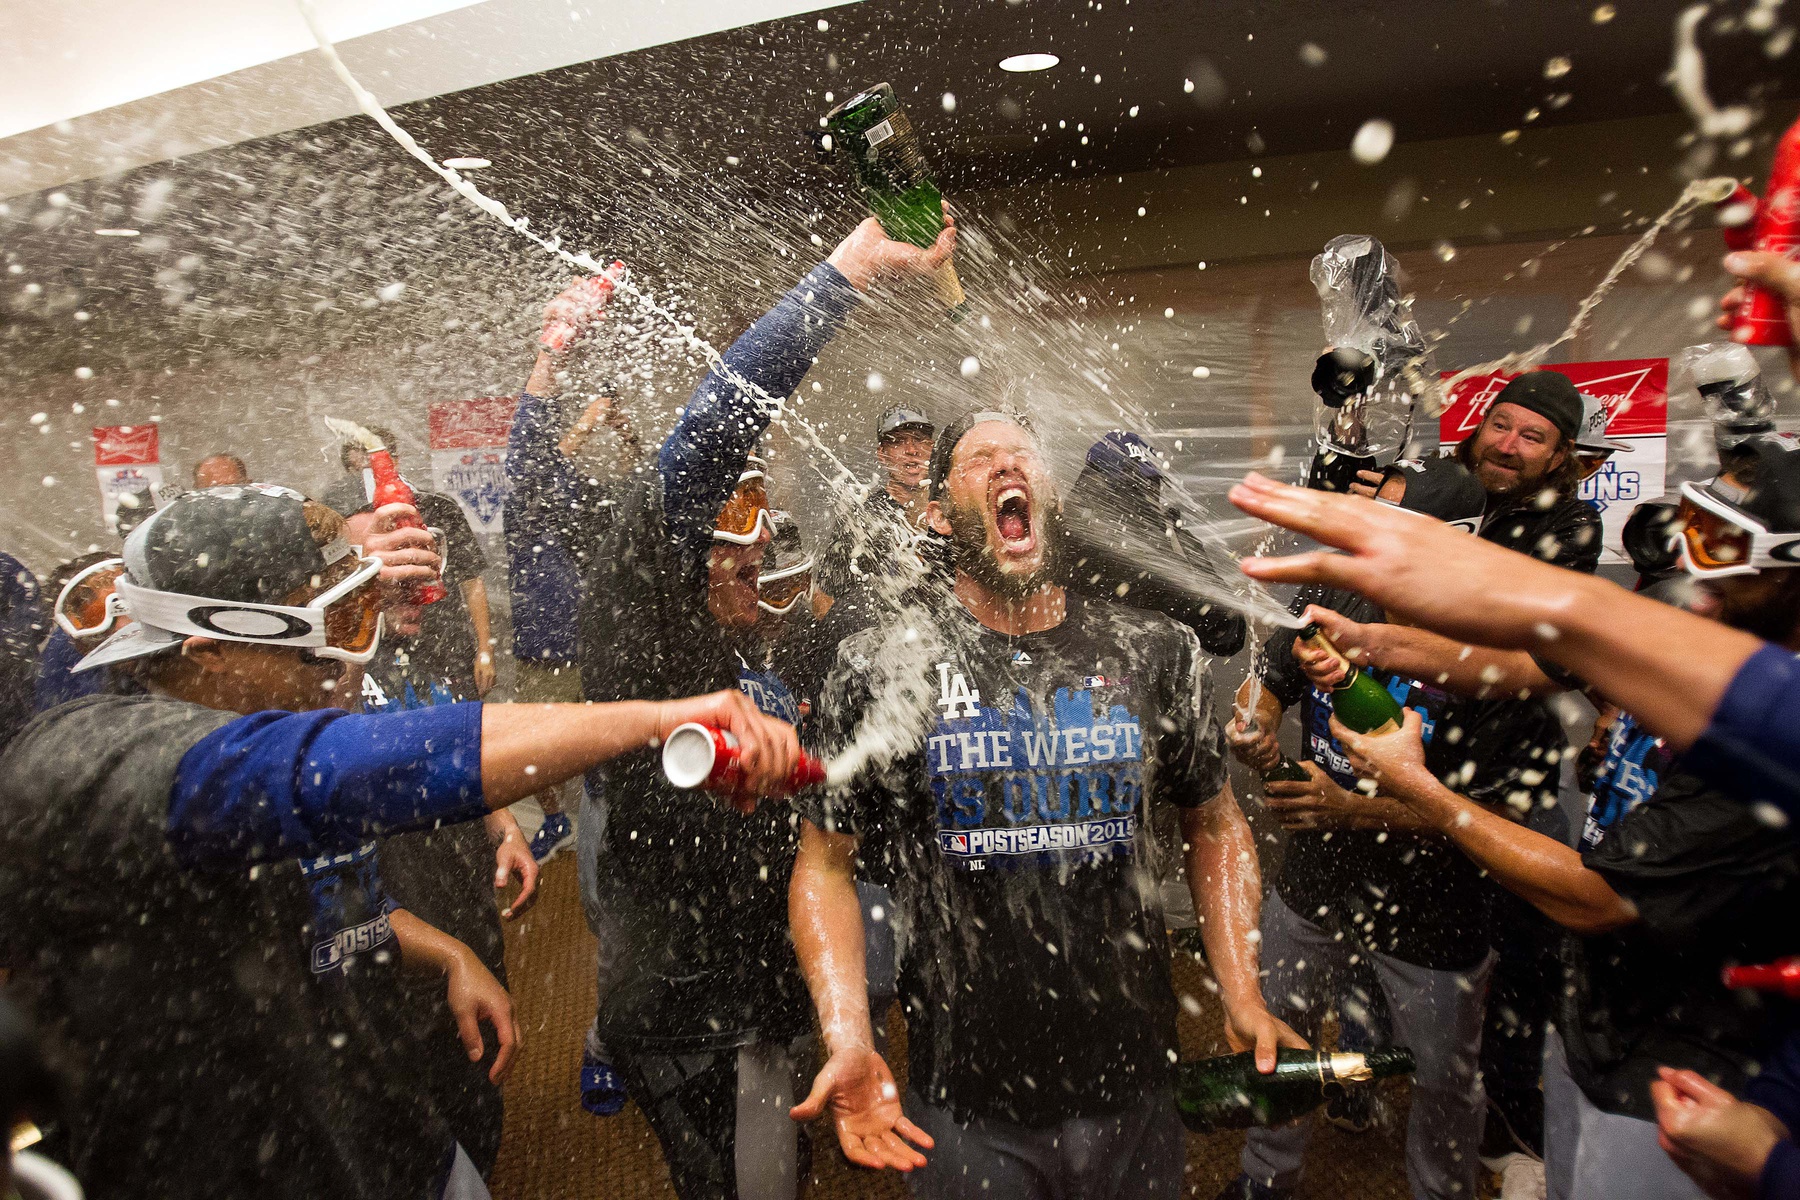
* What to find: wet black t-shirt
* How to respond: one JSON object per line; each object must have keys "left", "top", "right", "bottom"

{"left": 577, "top": 475, "right": 814, "bottom": 1051}
{"left": 0, "top": 695, "right": 451, "bottom": 1200}
{"left": 804, "top": 593, "right": 1229, "bottom": 1126}
{"left": 1261, "top": 586, "right": 1564, "bottom": 971}
{"left": 1560, "top": 769, "right": 1800, "bottom": 1119}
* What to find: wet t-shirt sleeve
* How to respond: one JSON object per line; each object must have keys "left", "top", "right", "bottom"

{"left": 1687, "top": 643, "right": 1800, "bottom": 823}
{"left": 1154, "top": 623, "right": 1229, "bottom": 808}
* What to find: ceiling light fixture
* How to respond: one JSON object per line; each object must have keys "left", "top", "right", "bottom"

{"left": 998, "top": 53, "right": 1059, "bottom": 73}
{"left": 93, "top": 228, "right": 139, "bottom": 237}
{"left": 442, "top": 157, "right": 491, "bottom": 170}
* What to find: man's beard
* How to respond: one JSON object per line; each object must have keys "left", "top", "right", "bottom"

{"left": 943, "top": 497, "right": 1061, "bottom": 601}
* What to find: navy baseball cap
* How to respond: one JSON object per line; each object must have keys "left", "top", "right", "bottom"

{"left": 1084, "top": 431, "right": 1164, "bottom": 488}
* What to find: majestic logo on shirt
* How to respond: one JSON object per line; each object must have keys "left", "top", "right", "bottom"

{"left": 936, "top": 661, "right": 982, "bottom": 718}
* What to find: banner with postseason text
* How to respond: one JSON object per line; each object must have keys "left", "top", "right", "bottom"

{"left": 428, "top": 397, "right": 518, "bottom": 538}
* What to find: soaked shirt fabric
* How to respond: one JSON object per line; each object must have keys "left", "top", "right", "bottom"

{"left": 806, "top": 594, "right": 1228, "bottom": 1126}
{"left": 0, "top": 693, "right": 485, "bottom": 1199}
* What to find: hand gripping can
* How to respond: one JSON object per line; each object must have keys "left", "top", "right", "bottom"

{"left": 661, "top": 722, "right": 826, "bottom": 798}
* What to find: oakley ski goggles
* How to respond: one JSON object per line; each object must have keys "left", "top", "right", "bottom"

{"left": 1676, "top": 481, "right": 1800, "bottom": 577}
{"left": 757, "top": 558, "right": 816, "bottom": 615}
{"left": 713, "top": 468, "right": 775, "bottom": 545}
{"left": 54, "top": 557, "right": 129, "bottom": 639}
{"left": 117, "top": 553, "right": 384, "bottom": 661}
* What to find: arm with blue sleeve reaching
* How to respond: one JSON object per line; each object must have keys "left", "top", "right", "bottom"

{"left": 167, "top": 687, "right": 802, "bottom": 872}
{"left": 658, "top": 215, "right": 959, "bottom": 567}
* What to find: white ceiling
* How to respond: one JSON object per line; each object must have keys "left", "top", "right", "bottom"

{"left": 0, "top": 0, "right": 856, "bottom": 198}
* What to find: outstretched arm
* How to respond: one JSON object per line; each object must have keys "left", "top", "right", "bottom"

{"left": 1229, "top": 474, "right": 1759, "bottom": 749}
{"left": 1329, "top": 709, "right": 1638, "bottom": 934}
{"left": 1184, "top": 787, "right": 1308, "bottom": 1072}
{"left": 659, "top": 216, "right": 957, "bottom": 565}
{"left": 169, "top": 689, "right": 800, "bottom": 870}
{"left": 789, "top": 820, "right": 932, "bottom": 1170}
{"left": 1302, "top": 607, "right": 1560, "bottom": 700}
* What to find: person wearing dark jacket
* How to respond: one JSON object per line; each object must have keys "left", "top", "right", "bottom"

{"left": 1222, "top": 455, "right": 1559, "bottom": 1200}
{"left": 573, "top": 215, "right": 955, "bottom": 1199}
{"left": 1332, "top": 444, "right": 1800, "bottom": 1200}
{"left": 0, "top": 484, "right": 799, "bottom": 1200}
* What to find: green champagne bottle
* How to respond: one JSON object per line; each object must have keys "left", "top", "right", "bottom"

{"left": 1176, "top": 1047, "right": 1414, "bottom": 1133}
{"left": 822, "top": 83, "right": 968, "bottom": 317}
{"left": 1262, "top": 755, "right": 1311, "bottom": 783}
{"left": 1300, "top": 623, "right": 1403, "bottom": 735}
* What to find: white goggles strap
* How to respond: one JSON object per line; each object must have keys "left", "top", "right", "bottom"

{"left": 114, "top": 554, "right": 383, "bottom": 651}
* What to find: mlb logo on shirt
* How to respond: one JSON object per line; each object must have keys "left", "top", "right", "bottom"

{"left": 947, "top": 833, "right": 969, "bottom": 853}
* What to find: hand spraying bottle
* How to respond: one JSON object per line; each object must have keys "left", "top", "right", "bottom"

{"left": 324, "top": 417, "right": 446, "bottom": 605}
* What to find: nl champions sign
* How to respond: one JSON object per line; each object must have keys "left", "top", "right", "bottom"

{"left": 428, "top": 397, "right": 518, "bottom": 538}
{"left": 1440, "top": 358, "right": 1668, "bottom": 566}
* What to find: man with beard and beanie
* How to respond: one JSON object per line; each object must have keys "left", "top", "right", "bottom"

{"left": 789, "top": 408, "right": 1304, "bottom": 1197}
{"left": 1222, "top": 453, "right": 1565, "bottom": 1200}
{"left": 0, "top": 484, "right": 802, "bottom": 1200}
{"left": 1453, "top": 370, "right": 1602, "bottom": 570}
{"left": 574, "top": 214, "right": 956, "bottom": 1199}
{"left": 1064, "top": 430, "right": 1246, "bottom": 658}
{"left": 1329, "top": 438, "right": 1800, "bottom": 1200}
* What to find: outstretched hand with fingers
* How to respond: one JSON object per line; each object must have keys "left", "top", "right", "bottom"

{"left": 791, "top": 1046, "right": 934, "bottom": 1171}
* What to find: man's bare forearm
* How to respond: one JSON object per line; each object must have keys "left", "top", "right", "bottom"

{"left": 1184, "top": 788, "right": 1266, "bottom": 1017}
{"left": 462, "top": 576, "right": 493, "bottom": 661}
{"left": 479, "top": 701, "right": 659, "bottom": 808}
{"left": 1382, "top": 762, "right": 1636, "bottom": 933}
{"left": 791, "top": 822, "right": 875, "bottom": 1054}
{"left": 1365, "top": 626, "right": 1558, "bottom": 700}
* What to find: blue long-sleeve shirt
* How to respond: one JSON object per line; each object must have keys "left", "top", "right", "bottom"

{"left": 504, "top": 391, "right": 591, "bottom": 665}
{"left": 658, "top": 262, "right": 861, "bottom": 572}
{"left": 169, "top": 700, "right": 486, "bottom": 871}
{"left": 1685, "top": 643, "right": 1800, "bottom": 823}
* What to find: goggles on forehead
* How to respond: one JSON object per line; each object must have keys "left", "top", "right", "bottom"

{"left": 112, "top": 554, "right": 386, "bottom": 663}
{"left": 1676, "top": 481, "right": 1800, "bottom": 577}
{"left": 713, "top": 469, "right": 775, "bottom": 545}
{"left": 55, "top": 558, "right": 130, "bottom": 639}
{"left": 757, "top": 558, "right": 816, "bottom": 615}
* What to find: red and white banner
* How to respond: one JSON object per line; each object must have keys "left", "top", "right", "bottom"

{"left": 428, "top": 398, "right": 518, "bottom": 537}
{"left": 1439, "top": 359, "right": 1668, "bottom": 564}
{"left": 92, "top": 424, "right": 165, "bottom": 533}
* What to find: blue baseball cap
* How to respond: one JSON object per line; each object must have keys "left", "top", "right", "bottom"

{"left": 1084, "top": 431, "right": 1164, "bottom": 488}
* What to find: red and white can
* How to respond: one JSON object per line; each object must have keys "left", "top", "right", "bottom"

{"left": 1733, "top": 115, "right": 1800, "bottom": 348}
{"left": 661, "top": 722, "right": 826, "bottom": 797}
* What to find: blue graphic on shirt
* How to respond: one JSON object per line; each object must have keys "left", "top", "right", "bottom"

{"left": 1306, "top": 674, "right": 1439, "bottom": 789}
{"left": 1582, "top": 712, "right": 1665, "bottom": 851}
{"left": 926, "top": 684, "right": 1145, "bottom": 871}
{"left": 738, "top": 661, "right": 801, "bottom": 726}
{"left": 298, "top": 841, "right": 395, "bottom": 977}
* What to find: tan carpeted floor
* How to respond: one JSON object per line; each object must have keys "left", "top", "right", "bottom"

{"left": 488, "top": 857, "right": 1476, "bottom": 1199}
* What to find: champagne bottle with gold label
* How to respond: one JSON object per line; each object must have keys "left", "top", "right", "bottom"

{"left": 1177, "top": 1047, "right": 1414, "bottom": 1132}
{"left": 823, "top": 83, "right": 967, "bottom": 318}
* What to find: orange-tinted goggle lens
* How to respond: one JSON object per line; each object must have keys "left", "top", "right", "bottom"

{"left": 324, "top": 578, "right": 384, "bottom": 655}
{"left": 759, "top": 569, "right": 813, "bottom": 609}
{"left": 715, "top": 477, "right": 771, "bottom": 539}
{"left": 61, "top": 564, "right": 127, "bottom": 635}
{"left": 1678, "top": 497, "right": 1754, "bottom": 571}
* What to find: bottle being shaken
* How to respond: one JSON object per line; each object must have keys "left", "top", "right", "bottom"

{"left": 1177, "top": 1047, "right": 1415, "bottom": 1132}
{"left": 822, "top": 82, "right": 968, "bottom": 320}
{"left": 324, "top": 417, "right": 446, "bottom": 605}
{"left": 1300, "top": 623, "right": 1404, "bottom": 735}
